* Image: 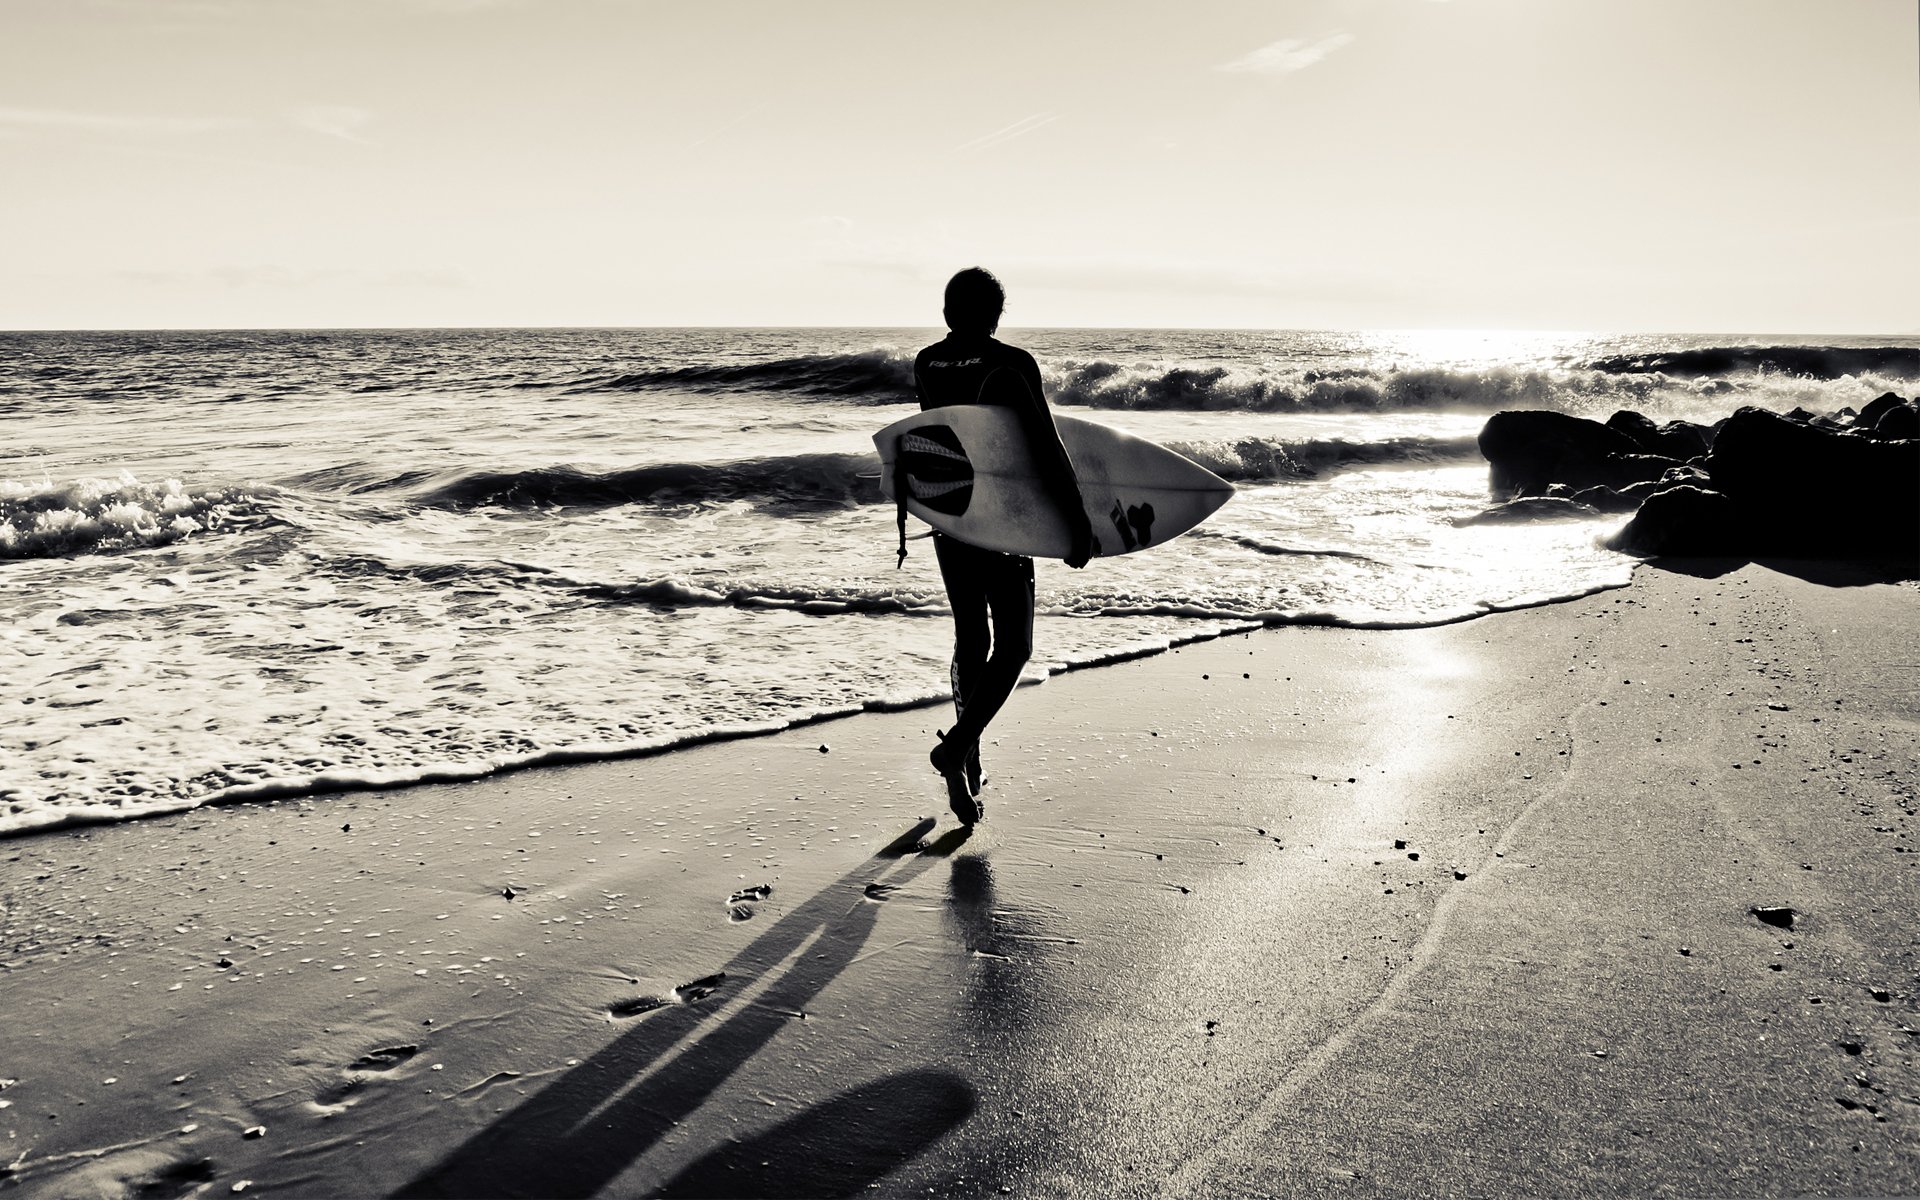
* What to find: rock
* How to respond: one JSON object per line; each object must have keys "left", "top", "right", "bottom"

{"left": 1653, "top": 419, "right": 1715, "bottom": 460}
{"left": 1605, "top": 411, "right": 1716, "bottom": 460}
{"left": 1455, "top": 497, "right": 1602, "bottom": 525}
{"left": 1568, "top": 485, "right": 1641, "bottom": 514}
{"left": 1658, "top": 463, "right": 1712, "bottom": 488}
{"left": 1478, "top": 410, "right": 1646, "bottom": 499}
{"left": 1873, "top": 401, "right": 1918, "bottom": 441}
{"left": 1605, "top": 485, "right": 1742, "bottom": 556}
{"left": 1615, "top": 479, "right": 1671, "bottom": 506}
{"left": 1604, "top": 410, "right": 1663, "bottom": 449}
{"left": 1706, "top": 407, "right": 1920, "bottom": 560}
{"left": 1857, "top": 391, "right": 1908, "bottom": 430}
{"left": 1609, "top": 453, "right": 1685, "bottom": 486}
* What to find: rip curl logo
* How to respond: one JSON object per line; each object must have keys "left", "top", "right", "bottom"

{"left": 926, "top": 357, "right": 984, "bottom": 369}
{"left": 1107, "top": 500, "right": 1156, "bottom": 550}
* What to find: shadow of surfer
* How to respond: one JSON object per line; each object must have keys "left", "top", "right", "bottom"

{"left": 914, "top": 268, "right": 1092, "bottom": 828}
{"left": 394, "top": 819, "right": 972, "bottom": 1199}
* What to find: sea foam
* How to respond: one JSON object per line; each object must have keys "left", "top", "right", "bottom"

{"left": 0, "top": 474, "right": 267, "bottom": 559}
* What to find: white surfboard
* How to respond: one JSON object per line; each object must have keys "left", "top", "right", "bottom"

{"left": 874, "top": 405, "right": 1234, "bottom": 560}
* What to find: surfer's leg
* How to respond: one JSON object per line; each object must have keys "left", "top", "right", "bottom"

{"left": 935, "top": 551, "right": 1033, "bottom": 755}
{"left": 932, "top": 534, "right": 992, "bottom": 821}
{"left": 934, "top": 533, "right": 990, "bottom": 713}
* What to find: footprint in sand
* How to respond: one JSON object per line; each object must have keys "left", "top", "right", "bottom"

{"left": 607, "top": 995, "right": 671, "bottom": 1019}
{"left": 674, "top": 973, "right": 726, "bottom": 1003}
{"left": 863, "top": 882, "right": 898, "bottom": 902}
{"left": 726, "top": 884, "right": 772, "bottom": 922}
{"left": 315, "top": 1044, "right": 422, "bottom": 1108}
{"left": 348, "top": 1045, "right": 420, "bottom": 1072}
{"left": 607, "top": 973, "right": 728, "bottom": 1019}
{"left": 30, "top": 1149, "right": 213, "bottom": 1200}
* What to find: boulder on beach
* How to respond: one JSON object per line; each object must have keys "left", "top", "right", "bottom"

{"left": 1568, "top": 485, "right": 1641, "bottom": 514}
{"left": 1873, "top": 401, "right": 1919, "bottom": 441}
{"left": 1478, "top": 411, "right": 1646, "bottom": 500}
{"left": 1704, "top": 407, "right": 1919, "bottom": 557}
{"left": 1604, "top": 485, "right": 1743, "bottom": 557}
{"left": 1612, "top": 452, "right": 1686, "bottom": 486}
{"left": 1857, "top": 391, "right": 1908, "bottom": 431}
{"left": 1605, "top": 410, "right": 1716, "bottom": 461}
{"left": 1606, "top": 407, "right": 1918, "bottom": 562}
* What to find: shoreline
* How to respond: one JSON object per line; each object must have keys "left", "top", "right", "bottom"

{"left": 3, "top": 568, "right": 1646, "bottom": 842}
{"left": 3, "top": 558, "right": 1916, "bottom": 1197}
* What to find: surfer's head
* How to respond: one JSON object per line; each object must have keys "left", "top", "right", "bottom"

{"left": 943, "top": 267, "right": 1004, "bottom": 336}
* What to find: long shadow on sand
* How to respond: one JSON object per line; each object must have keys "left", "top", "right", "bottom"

{"left": 395, "top": 818, "right": 973, "bottom": 1200}
{"left": 649, "top": 1068, "right": 977, "bottom": 1198}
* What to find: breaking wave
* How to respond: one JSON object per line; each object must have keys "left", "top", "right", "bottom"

{"left": 409, "top": 453, "right": 881, "bottom": 509}
{"left": 0, "top": 474, "right": 271, "bottom": 560}
{"left": 307, "top": 434, "right": 1479, "bottom": 513}
{"left": 1584, "top": 345, "right": 1920, "bottom": 381}
{"left": 506, "top": 344, "right": 1918, "bottom": 417}
{"left": 553, "top": 349, "right": 916, "bottom": 399}
{"left": 1169, "top": 434, "right": 1480, "bottom": 481}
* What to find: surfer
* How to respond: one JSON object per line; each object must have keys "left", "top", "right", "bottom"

{"left": 915, "top": 267, "right": 1093, "bottom": 825}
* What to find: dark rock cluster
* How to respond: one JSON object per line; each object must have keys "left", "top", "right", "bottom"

{"left": 1472, "top": 393, "right": 1918, "bottom": 564}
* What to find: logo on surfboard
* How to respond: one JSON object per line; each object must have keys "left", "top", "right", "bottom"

{"left": 1107, "top": 500, "right": 1156, "bottom": 551}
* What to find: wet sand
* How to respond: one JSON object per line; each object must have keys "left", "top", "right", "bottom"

{"left": 3, "top": 560, "right": 1916, "bottom": 1198}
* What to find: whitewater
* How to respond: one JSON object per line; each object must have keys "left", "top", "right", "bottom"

{"left": 3, "top": 327, "right": 1916, "bottom": 836}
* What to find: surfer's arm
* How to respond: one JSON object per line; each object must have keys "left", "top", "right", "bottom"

{"left": 1011, "top": 358, "right": 1094, "bottom": 568}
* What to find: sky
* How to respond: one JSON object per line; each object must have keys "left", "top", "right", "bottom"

{"left": 2, "top": 0, "right": 1916, "bottom": 332}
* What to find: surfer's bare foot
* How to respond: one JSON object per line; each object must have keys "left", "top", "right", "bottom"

{"left": 932, "top": 731, "right": 984, "bottom": 825}
{"left": 965, "top": 743, "right": 983, "bottom": 797}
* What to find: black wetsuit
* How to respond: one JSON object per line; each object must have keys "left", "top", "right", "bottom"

{"left": 912, "top": 333, "right": 1080, "bottom": 765}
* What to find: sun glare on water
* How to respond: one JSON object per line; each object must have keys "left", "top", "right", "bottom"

{"left": 1366, "top": 329, "right": 1597, "bottom": 369}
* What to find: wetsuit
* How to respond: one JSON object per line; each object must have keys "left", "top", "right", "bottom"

{"left": 912, "top": 334, "right": 1085, "bottom": 780}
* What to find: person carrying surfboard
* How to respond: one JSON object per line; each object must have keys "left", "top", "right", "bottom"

{"left": 915, "top": 267, "right": 1093, "bottom": 826}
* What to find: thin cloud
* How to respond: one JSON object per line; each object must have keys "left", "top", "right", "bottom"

{"left": 292, "top": 105, "right": 373, "bottom": 142}
{"left": 400, "top": 0, "right": 523, "bottom": 10}
{"left": 1215, "top": 33, "right": 1356, "bottom": 75}
{"left": 688, "top": 102, "right": 770, "bottom": 150}
{"left": 117, "top": 265, "right": 472, "bottom": 289}
{"left": 0, "top": 106, "right": 245, "bottom": 135}
{"left": 81, "top": 0, "right": 522, "bottom": 13}
{"left": 954, "top": 113, "right": 1060, "bottom": 153}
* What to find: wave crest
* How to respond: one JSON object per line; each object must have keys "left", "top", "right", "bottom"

{"left": 554, "top": 349, "right": 916, "bottom": 400}
{"left": 0, "top": 474, "right": 268, "bottom": 560}
{"left": 1584, "top": 345, "right": 1920, "bottom": 380}
{"left": 1046, "top": 361, "right": 1613, "bottom": 412}
{"left": 349, "top": 433, "right": 1478, "bottom": 513}
{"left": 1169, "top": 434, "right": 1480, "bottom": 481}
{"left": 411, "top": 453, "right": 880, "bottom": 510}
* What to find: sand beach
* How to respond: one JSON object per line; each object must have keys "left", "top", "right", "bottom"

{"left": 4, "top": 558, "right": 1915, "bottom": 1198}
{"left": 8, "top": 1, "right": 1920, "bottom": 1195}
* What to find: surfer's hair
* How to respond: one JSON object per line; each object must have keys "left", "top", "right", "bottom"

{"left": 944, "top": 267, "right": 1004, "bottom": 335}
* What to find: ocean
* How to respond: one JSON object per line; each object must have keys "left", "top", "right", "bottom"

{"left": 4, "top": 327, "right": 1915, "bottom": 837}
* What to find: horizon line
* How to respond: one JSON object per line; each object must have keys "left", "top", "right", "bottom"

{"left": 6, "top": 323, "right": 1920, "bottom": 339}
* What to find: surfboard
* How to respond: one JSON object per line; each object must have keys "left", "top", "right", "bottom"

{"left": 874, "top": 405, "right": 1234, "bottom": 560}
